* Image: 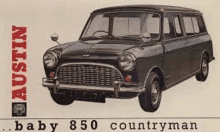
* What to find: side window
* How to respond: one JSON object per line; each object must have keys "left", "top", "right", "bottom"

{"left": 143, "top": 13, "right": 160, "bottom": 40}
{"left": 163, "top": 17, "right": 170, "bottom": 34}
{"left": 192, "top": 17, "right": 200, "bottom": 33}
{"left": 183, "top": 17, "right": 194, "bottom": 35}
{"left": 173, "top": 15, "right": 183, "bottom": 37}
{"left": 163, "top": 15, "right": 175, "bottom": 40}
{"left": 183, "top": 15, "right": 207, "bottom": 36}
{"left": 196, "top": 16, "right": 207, "bottom": 33}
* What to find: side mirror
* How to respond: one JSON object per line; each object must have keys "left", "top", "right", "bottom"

{"left": 141, "top": 33, "right": 151, "bottom": 43}
{"left": 51, "top": 33, "right": 60, "bottom": 44}
{"left": 51, "top": 33, "right": 59, "bottom": 41}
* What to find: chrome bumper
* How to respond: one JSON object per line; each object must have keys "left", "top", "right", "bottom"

{"left": 42, "top": 77, "right": 144, "bottom": 98}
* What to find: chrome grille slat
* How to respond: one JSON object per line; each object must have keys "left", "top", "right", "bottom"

{"left": 57, "top": 64, "right": 123, "bottom": 87}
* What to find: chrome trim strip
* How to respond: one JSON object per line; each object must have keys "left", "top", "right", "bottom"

{"left": 162, "top": 36, "right": 186, "bottom": 43}
{"left": 162, "top": 32, "right": 208, "bottom": 43}
{"left": 57, "top": 84, "right": 114, "bottom": 91}
{"left": 183, "top": 32, "right": 208, "bottom": 39}
{"left": 91, "top": 10, "right": 161, "bottom": 16}
{"left": 57, "top": 84, "right": 144, "bottom": 93}
{"left": 91, "top": 10, "right": 201, "bottom": 15}
{"left": 164, "top": 11, "right": 201, "bottom": 14}
{"left": 42, "top": 78, "right": 144, "bottom": 93}
{"left": 55, "top": 62, "right": 125, "bottom": 82}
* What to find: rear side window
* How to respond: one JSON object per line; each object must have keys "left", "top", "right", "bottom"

{"left": 183, "top": 15, "right": 206, "bottom": 35}
{"left": 173, "top": 15, "right": 183, "bottom": 37}
{"left": 183, "top": 17, "right": 195, "bottom": 35}
{"left": 163, "top": 17, "right": 170, "bottom": 34}
{"left": 192, "top": 17, "right": 200, "bottom": 33}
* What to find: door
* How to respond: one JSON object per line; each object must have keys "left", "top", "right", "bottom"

{"left": 162, "top": 14, "right": 191, "bottom": 86}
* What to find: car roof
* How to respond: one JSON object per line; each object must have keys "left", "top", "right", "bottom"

{"left": 91, "top": 5, "right": 201, "bottom": 14}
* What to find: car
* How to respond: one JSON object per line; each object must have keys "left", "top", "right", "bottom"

{"left": 42, "top": 5, "right": 215, "bottom": 112}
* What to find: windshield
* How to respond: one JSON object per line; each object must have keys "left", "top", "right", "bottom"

{"left": 80, "top": 11, "right": 161, "bottom": 41}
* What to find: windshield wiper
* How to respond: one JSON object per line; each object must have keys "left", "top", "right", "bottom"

{"left": 120, "top": 36, "right": 141, "bottom": 41}
{"left": 80, "top": 36, "right": 106, "bottom": 41}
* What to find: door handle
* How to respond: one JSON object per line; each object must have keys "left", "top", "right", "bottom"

{"left": 184, "top": 40, "right": 190, "bottom": 45}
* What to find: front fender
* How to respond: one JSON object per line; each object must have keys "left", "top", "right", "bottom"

{"left": 127, "top": 43, "right": 164, "bottom": 85}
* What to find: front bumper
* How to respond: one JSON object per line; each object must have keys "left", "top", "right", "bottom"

{"left": 42, "top": 77, "right": 144, "bottom": 98}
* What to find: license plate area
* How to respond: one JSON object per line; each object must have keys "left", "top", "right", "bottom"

{"left": 73, "top": 91, "right": 106, "bottom": 103}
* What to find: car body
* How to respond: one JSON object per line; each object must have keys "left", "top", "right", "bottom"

{"left": 42, "top": 5, "right": 215, "bottom": 112}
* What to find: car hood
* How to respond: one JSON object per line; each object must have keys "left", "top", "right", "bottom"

{"left": 57, "top": 40, "right": 139, "bottom": 60}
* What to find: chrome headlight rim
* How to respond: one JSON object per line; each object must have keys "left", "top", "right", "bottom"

{"left": 43, "top": 52, "right": 58, "bottom": 68}
{"left": 118, "top": 53, "right": 136, "bottom": 71}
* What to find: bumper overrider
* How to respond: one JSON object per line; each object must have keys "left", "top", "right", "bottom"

{"left": 42, "top": 77, "right": 144, "bottom": 98}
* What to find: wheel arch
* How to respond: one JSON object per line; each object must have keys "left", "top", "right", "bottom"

{"left": 143, "top": 66, "right": 166, "bottom": 90}
{"left": 202, "top": 50, "right": 209, "bottom": 61}
{"left": 200, "top": 50, "right": 210, "bottom": 71}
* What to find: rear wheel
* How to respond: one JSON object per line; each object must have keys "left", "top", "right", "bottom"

{"left": 50, "top": 91, "right": 74, "bottom": 105}
{"left": 196, "top": 54, "right": 209, "bottom": 82}
{"left": 138, "top": 72, "right": 162, "bottom": 112}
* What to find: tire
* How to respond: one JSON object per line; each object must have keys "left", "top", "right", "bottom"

{"left": 196, "top": 54, "right": 209, "bottom": 82}
{"left": 50, "top": 91, "right": 74, "bottom": 105}
{"left": 138, "top": 72, "right": 162, "bottom": 112}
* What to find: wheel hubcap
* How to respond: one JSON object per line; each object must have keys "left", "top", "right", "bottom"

{"left": 202, "top": 59, "right": 208, "bottom": 76}
{"left": 151, "top": 81, "right": 160, "bottom": 105}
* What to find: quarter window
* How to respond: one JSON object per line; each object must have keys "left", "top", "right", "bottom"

{"left": 183, "top": 15, "right": 207, "bottom": 36}
{"left": 183, "top": 17, "right": 195, "bottom": 35}
{"left": 173, "top": 16, "right": 183, "bottom": 37}
{"left": 192, "top": 17, "right": 200, "bottom": 33}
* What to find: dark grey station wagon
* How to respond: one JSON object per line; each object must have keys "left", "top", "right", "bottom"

{"left": 42, "top": 5, "right": 215, "bottom": 112}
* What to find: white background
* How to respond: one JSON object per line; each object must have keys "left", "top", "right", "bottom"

{"left": 0, "top": 0, "right": 219, "bottom": 119}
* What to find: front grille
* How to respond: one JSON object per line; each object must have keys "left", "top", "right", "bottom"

{"left": 57, "top": 64, "right": 123, "bottom": 87}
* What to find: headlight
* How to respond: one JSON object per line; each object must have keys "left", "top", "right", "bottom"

{"left": 118, "top": 53, "right": 136, "bottom": 71}
{"left": 43, "top": 52, "right": 58, "bottom": 68}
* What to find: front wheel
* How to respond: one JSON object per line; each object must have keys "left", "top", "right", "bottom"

{"left": 138, "top": 72, "right": 162, "bottom": 112}
{"left": 196, "top": 54, "right": 209, "bottom": 82}
{"left": 50, "top": 91, "right": 74, "bottom": 105}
